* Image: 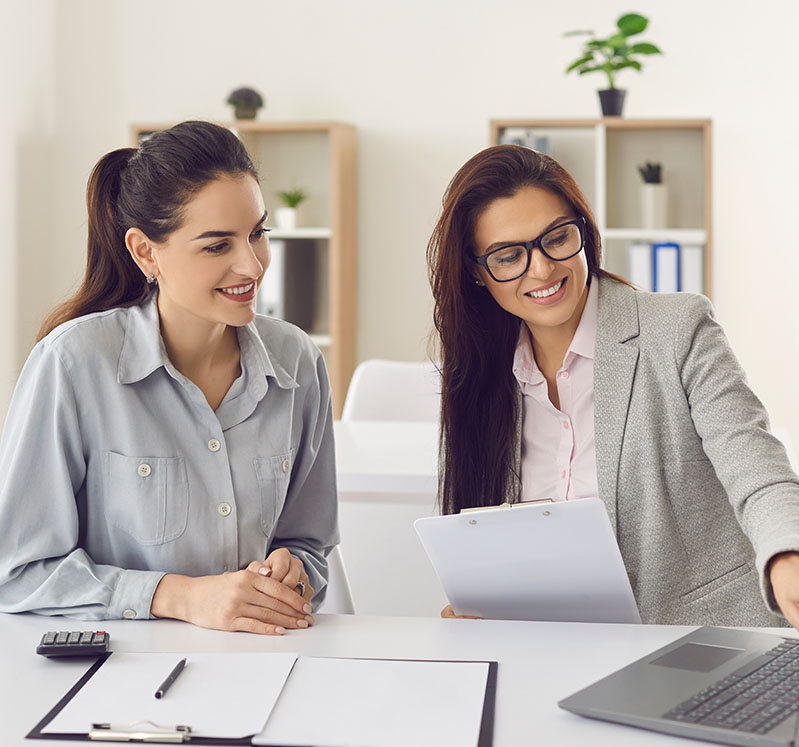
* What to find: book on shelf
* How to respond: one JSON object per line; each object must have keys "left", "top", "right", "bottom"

{"left": 680, "top": 244, "right": 704, "bottom": 295}
{"left": 652, "top": 242, "right": 680, "bottom": 293}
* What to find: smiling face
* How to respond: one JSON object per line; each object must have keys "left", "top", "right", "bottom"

{"left": 473, "top": 185, "right": 589, "bottom": 345}
{"left": 147, "top": 174, "right": 269, "bottom": 332}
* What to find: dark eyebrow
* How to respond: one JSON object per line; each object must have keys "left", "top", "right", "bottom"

{"left": 482, "top": 215, "right": 573, "bottom": 253}
{"left": 191, "top": 211, "right": 268, "bottom": 241}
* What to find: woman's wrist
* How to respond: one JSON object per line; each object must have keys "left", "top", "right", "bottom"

{"left": 150, "top": 573, "right": 193, "bottom": 621}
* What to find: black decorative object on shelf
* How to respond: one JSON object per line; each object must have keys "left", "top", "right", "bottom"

{"left": 226, "top": 87, "right": 264, "bottom": 120}
{"left": 637, "top": 162, "right": 662, "bottom": 184}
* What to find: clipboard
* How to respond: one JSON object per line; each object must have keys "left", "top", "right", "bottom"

{"left": 415, "top": 497, "right": 641, "bottom": 623}
{"left": 26, "top": 651, "right": 497, "bottom": 746}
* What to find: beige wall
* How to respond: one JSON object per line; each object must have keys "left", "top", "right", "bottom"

{"left": 3, "top": 0, "right": 799, "bottom": 449}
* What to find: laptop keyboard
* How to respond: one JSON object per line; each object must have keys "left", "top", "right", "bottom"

{"left": 664, "top": 639, "right": 799, "bottom": 734}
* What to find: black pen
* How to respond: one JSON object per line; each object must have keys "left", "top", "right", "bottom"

{"left": 154, "top": 658, "right": 187, "bottom": 699}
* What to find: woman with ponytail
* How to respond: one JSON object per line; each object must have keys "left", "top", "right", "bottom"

{"left": 428, "top": 144, "right": 799, "bottom": 628}
{"left": 0, "top": 121, "right": 337, "bottom": 635}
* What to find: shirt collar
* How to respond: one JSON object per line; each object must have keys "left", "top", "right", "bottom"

{"left": 512, "top": 276, "right": 599, "bottom": 386}
{"left": 117, "top": 295, "right": 298, "bottom": 391}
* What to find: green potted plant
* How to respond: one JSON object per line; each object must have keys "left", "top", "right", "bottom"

{"left": 564, "top": 12, "right": 662, "bottom": 117}
{"left": 275, "top": 188, "right": 307, "bottom": 230}
{"left": 226, "top": 87, "right": 264, "bottom": 120}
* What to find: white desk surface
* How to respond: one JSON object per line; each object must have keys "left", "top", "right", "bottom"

{"left": 334, "top": 420, "right": 438, "bottom": 498}
{"left": 3, "top": 611, "right": 793, "bottom": 746}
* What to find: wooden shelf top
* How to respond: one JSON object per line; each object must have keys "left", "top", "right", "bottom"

{"left": 132, "top": 121, "right": 354, "bottom": 136}
{"left": 491, "top": 118, "right": 711, "bottom": 130}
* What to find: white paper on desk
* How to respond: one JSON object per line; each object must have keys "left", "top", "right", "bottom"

{"left": 254, "top": 657, "right": 490, "bottom": 747}
{"left": 43, "top": 652, "right": 298, "bottom": 738}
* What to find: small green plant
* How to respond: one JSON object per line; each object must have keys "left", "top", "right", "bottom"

{"left": 277, "top": 188, "right": 307, "bottom": 208}
{"left": 638, "top": 162, "right": 662, "bottom": 184}
{"left": 564, "top": 13, "right": 662, "bottom": 90}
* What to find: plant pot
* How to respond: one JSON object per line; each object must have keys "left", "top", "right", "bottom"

{"left": 598, "top": 88, "right": 626, "bottom": 117}
{"left": 233, "top": 107, "right": 258, "bottom": 120}
{"left": 275, "top": 207, "right": 297, "bottom": 230}
{"left": 641, "top": 183, "right": 667, "bottom": 229}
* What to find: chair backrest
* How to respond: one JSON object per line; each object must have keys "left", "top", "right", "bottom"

{"left": 316, "top": 545, "right": 356, "bottom": 614}
{"left": 341, "top": 359, "right": 441, "bottom": 422}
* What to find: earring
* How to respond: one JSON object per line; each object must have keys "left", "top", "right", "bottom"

{"left": 475, "top": 279, "right": 484, "bottom": 286}
{"left": 146, "top": 273, "right": 156, "bottom": 286}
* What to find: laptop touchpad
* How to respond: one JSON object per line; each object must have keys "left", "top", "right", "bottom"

{"left": 650, "top": 643, "right": 743, "bottom": 672}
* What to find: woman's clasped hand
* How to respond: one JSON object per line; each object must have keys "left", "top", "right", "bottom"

{"left": 151, "top": 548, "right": 315, "bottom": 635}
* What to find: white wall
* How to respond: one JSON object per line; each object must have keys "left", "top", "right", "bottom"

{"left": 0, "top": 0, "right": 56, "bottom": 414}
{"left": 4, "top": 0, "right": 799, "bottom": 448}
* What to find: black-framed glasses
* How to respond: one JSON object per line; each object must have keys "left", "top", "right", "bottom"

{"left": 472, "top": 216, "right": 586, "bottom": 282}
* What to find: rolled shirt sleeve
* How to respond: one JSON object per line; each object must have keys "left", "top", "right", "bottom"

{"left": 0, "top": 343, "right": 165, "bottom": 620}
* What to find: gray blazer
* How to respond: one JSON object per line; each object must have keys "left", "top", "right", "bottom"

{"left": 508, "top": 276, "right": 799, "bottom": 626}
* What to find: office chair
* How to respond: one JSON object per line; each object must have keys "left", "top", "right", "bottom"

{"left": 341, "top": 359, "right": 441, "bottom": 422}
{"left": 316, "top": 545, "right": 356, "bottom": 614}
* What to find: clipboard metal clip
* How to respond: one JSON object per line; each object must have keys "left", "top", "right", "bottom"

{"left": 89, "top": 720, "right": 191, "bottom": 743}
{"left": 460, "top": 497, "right": 553, "bottom": 514}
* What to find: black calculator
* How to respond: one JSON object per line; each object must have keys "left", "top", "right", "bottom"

{"left": 36, "top": 630, "right": 110, "bottom": 657}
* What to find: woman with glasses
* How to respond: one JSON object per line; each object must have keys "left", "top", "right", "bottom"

{"left": 0, "top": 121, "right": 337, "bottom": 635}
{"left": 427, "top": 144, "right": 799, "bottom": 627}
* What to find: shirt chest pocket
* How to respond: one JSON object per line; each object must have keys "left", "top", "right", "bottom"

{"left": 103, "top": 451, "right": 189, "bottom": 545}
{"left": 254, "top": 451, "right": 295, "bottom": 537}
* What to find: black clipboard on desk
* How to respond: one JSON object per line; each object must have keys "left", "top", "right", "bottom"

{"left": 27, "top": 650, "right": 497, "bottom": 746}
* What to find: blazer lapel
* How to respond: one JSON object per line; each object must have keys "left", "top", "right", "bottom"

{"left": 594, "top": 277, "right": 641, "bottom": 535}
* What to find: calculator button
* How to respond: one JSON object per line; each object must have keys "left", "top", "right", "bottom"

{"left": 67, "top": 632, "right": 80, "bottom": 644}
{"left": 92, "top": 633, "right": 106, "bottom": 644}
{"left": 80, "top": 632, "right": 93, "bottom": 644}
{"left": 56, "top": 632, "right": 68, "bottom": 644}
{"left": 43, "top": 632, "right": 56, "bottom": 644}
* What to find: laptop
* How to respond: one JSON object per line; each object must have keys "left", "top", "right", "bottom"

{"left": 414, "top": 497, "right": 640, "bottom": 623}
{"left": 559, "top": 626, "right": 799, "bottom": 746}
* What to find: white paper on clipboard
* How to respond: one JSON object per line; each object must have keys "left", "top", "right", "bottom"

{"left": 415, "top": 497, "right": 641, "bottom": 623}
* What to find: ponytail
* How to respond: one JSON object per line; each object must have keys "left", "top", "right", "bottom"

{"left": 37, "top": 148, "right": 148, "bottom": 340}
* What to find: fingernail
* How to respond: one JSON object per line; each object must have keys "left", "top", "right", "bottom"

{"left": 305, "top": 615, "right": 315, "bottom": 625}
{"left": 297, "top": 619, "right": 309, "bottom": 628}
{"left": 275, "top": 626, "right": 286, "bottom": 635}
{"left": 259, "top": 567, "right": 271, "bottom": 576}
{"left": 303, "top": 603, "right": 312, "bottom": 614}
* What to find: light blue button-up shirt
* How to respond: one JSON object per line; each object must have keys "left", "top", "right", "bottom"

{"left": 0, "top": 296, "right": 338, "bottom": 620}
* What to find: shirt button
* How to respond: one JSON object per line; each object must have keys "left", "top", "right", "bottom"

{"left": 137, "top": 463, "right": 151, "bottom": 478}
{"left": 560, "top": 371, "right": 569, "bottom": 380}
{"left": 122, "top": 609, "right": 137, "bottom": 619}
{"left": 282, "top": 459, "right": 290, "bottom": 473}
{"left": 218, "top": 502, "right": 232, "bottom": 517}
{"left": 208, "top": 439, "right": 221, "bottom": 452}
{"left": 563, "top": 421, "right": 569, "bottom": 429}
{"left": 561, "top": 470, "right": 567, "bottom": 479}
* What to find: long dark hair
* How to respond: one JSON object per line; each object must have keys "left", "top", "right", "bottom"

{"left": 427, "top": 144, "right": 625, "bottom": 515}
{"left": 37, "top": 121, "right": 258, "bottom": 340}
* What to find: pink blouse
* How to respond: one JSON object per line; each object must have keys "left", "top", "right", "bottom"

{"left": 512, "top": 280, "right": 599, "bottom": 502}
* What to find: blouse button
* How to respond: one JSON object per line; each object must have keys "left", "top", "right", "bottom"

{"left": 563, "top": 421, "right": 569, "bottom": 430}
{"left": 208, "top": 439, "right": 221, "bottom": 452}
{"left": 218, "top": 502, "right": 232, "bottom": 517}
{"left": 559, "top": 371, "right": 569, "bottom": 380}
{"left": 282, "top": 459, "right": 290, "bottom": 473}
{"left": 122, "top": 609, "right": 137, "bottom": 619}
{"left": 137, "top": 463, "right": 151, "bottom": 478}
